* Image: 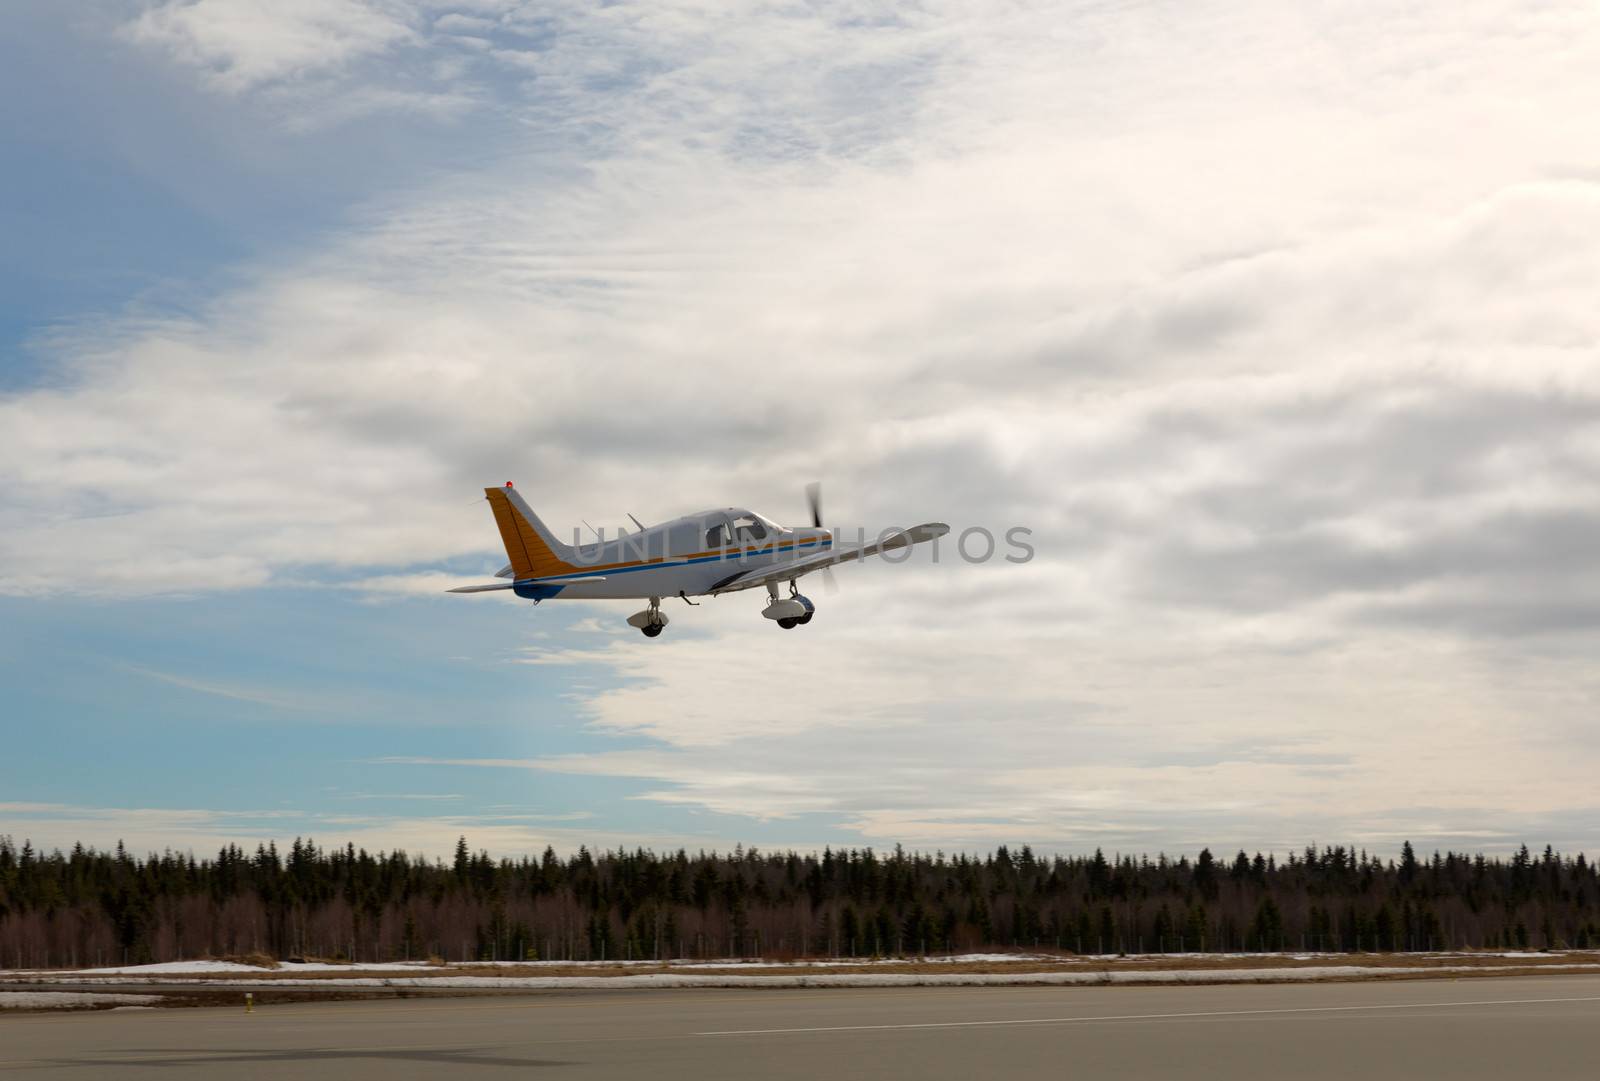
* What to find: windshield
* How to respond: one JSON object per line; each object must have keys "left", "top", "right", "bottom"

{"left": 730, "top": 514, "right": 767, "bottom": 543}
{"left": 704, "top": 510, "right": 785, "bottom": 548}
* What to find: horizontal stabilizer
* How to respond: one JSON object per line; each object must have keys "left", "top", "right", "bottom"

{"left": 447, "top": 575, "right": 606, "bottom": 594}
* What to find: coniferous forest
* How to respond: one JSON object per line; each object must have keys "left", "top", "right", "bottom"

{"left": 1, "top": 836, "right": 1597, "bottom": 969}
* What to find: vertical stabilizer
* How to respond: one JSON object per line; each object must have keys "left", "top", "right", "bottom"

{"left": 484, "top": 486, "right": 578, "bottom": 580}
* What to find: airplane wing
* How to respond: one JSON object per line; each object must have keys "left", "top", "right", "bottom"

{"left": 708, "top": 523, "right": 949, "bottom": 594}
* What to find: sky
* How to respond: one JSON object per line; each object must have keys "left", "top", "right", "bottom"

{"left": 3, "top": 0, "right": 1600, "bottom": 862}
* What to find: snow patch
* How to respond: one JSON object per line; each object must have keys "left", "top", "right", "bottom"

{"left": 75, "top": 960, "right": 276, "bottom": 975}
{"left": 73, "top": 959, "right": 436, "bottom": 975}
{"left": 309, "top": 963, "right": 1600, "bottom": 989}
{"left": 7, "top": 954, "right": 1062, "bottom": 978}
{"left": 672, "top": 953, "right": 1059, "bottom": 969}
{"left": 0, "top": 992, "right": 156, "bottom": 1010}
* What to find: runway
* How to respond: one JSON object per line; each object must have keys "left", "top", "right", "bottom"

{"left": 3, "top": 975, "right": 1598, "bottom": 1079}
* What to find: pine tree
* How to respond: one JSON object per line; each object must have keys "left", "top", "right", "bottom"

{"left": 1184, "top": 904, "right": 1208, "bottom": 952}
{"left": 1251, "top": 897, "right": 1283, "bottom": 950}
{"left": 840, "top": 906, "right": 861, "bottom": 957}
{"left": 1194, "top": 849, "right": 1218, "bottom": 900}
{"left": 1151, "top": 904, "right": 1174, "bottom": 951}
{"left": 1399, "top": 841, "right": 1418, "bottom": 887}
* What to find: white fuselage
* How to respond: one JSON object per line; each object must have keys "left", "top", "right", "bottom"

{"left": 526, "top": 508, "right": 831, "bottom": 600}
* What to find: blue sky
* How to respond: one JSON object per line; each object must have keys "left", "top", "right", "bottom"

{"left": 4, "top": 2, "right": 1600, "bottom": 861}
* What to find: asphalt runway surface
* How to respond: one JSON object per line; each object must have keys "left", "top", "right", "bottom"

{"left": 3, "top": 975, "right": 1598, "bottom": 1080}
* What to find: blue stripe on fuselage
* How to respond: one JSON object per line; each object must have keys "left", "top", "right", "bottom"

{"left": 518, "top": 537, "right": 830, "bottom": 586}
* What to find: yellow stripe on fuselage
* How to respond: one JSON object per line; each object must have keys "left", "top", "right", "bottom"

{"left": 528, "top": 536, "right": 828, "bottom": 582}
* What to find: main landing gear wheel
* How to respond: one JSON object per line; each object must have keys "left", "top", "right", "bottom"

{"left": 764, "top": 582, "right": 815, "bottom": 629}
{"left": 627, "top": 597, "right": 668, "bottom": 638}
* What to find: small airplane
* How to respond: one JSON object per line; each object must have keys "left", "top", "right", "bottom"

{"left": 449, "top": 482, "right": 949, "bottom": 637}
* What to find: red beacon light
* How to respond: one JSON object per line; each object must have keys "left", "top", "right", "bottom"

{"left": 505, "top": 481, "right": 514, "bottom": 488}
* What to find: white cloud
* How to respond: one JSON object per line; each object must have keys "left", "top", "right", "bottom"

{"left": 432, "top": 13, "right": 496, "bottom": 35}
{"left": 340, "top": 571, "right": 499, "bottom": 597}
{"left": 126, "top": 0, "right": 420, "bottom": 91}
{"left": 380, "top": 592, "right": 1600, "bottom": 854}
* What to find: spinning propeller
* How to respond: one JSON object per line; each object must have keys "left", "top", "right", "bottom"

{"left": 804, "top": 481, "right": 839, "bottom": 594}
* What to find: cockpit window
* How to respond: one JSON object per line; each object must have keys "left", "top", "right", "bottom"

{"left": 703, "top": 511, "right": 782, "bottom": 549}
{"left": 732, "top": 515, "right": 767, "bottom": 543}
